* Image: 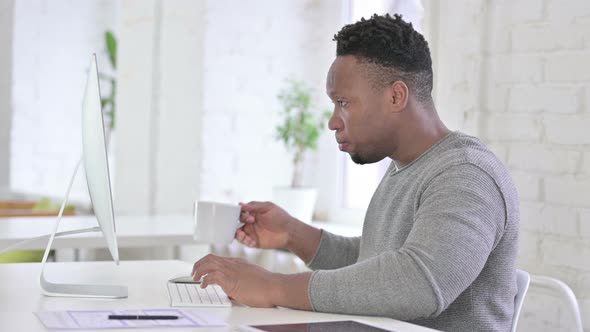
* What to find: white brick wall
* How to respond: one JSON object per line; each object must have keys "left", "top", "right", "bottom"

{"left": 545, "top": 176, "right": 590, "bottom": 207}
{"left": 505, "top": 0, "right": 545, "bottom": 23}
{"left": 512, "top": 172, "right": 542, "bottom": 201}
{"left": 581, "top": 209, "right": 590, "bottom": 238}
{"left": 544, "top": 114, "right": 590, "bottom": 145}
{"left": 482, "top": 113, "right": 543, "bottom": 142}
{"left": 9, "top": 0, "right": 117, "bottom": 203}
{"left": 487, "top": 55, "right": 543, "bottom": 84}
{"left": 432, "top": 0, "right": 590, "bottom": 330}
{"left": 508, "top": 86, "right": 581, "bottom": 113}
{"left": 546, "top": 1, "right": 590, "bottom": 21}
{"left": 543, "top": 237, "right": 590, "bottom": 271}
{"left": 512, "top": 23, "right": 586, "bottom": 52}
{"left": 546, "top": 53, "right": 590, "bottom": 82}
{"left": 508, "top": 144, "right": 581, "bottom": 174}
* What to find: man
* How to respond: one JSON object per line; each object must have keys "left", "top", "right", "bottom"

{"left": 192, "top": 14, "right": 519, "bottom": 331}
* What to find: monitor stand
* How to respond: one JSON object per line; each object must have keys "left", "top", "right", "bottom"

{"left": 38, "top": 159, "right": 127, "bottom": 298}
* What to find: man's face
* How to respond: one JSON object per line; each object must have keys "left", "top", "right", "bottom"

{"left": 326, "top": 56, "right": 397, "bottom": 165}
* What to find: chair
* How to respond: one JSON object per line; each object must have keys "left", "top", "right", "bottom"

{"left": 511, "top": 269, "right": 531, "bottom": 332}
{"left": 529, "top": 275, "right": 584, "bottom": 332}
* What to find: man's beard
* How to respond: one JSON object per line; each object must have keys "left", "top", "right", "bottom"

{"left": 351, "top": 151, "right": 386, "bottom": 165}
{"left": 351, "top": 154, "right": 368, "bottom": 165}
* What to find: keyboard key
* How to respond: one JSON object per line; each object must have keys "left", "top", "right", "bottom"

{"left": 167, "top": 282, "right": 231, "bottom": 307}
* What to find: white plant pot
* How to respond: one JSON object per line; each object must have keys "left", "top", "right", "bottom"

{"left": 272, "top": 187, "right": 317, "bottom": 223}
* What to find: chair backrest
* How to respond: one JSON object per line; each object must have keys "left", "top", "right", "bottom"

{"left": 511, "top": 269, "right": 531, "bottom": 332}
{"left": 530, "top": 275, "right": 584, "bottom": 332}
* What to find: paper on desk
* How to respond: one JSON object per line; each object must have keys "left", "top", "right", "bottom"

{"left": 35, "top": 308, "right": 227, "bottom": 330}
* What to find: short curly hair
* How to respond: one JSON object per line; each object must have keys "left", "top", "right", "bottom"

{"left": 333, "top": 14, "right": 433, "bottom": 102}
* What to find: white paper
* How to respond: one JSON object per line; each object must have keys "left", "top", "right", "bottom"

{"left": 35, "top": 308, "right": 227, "bottom": 330}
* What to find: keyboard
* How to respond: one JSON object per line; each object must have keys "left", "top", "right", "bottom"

{"left": 166, "top": 282, "right": 232, "bottom": 307}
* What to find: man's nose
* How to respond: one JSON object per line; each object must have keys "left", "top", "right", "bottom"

{"left": 327, "top": 108, "right": 341, "bottom": 131}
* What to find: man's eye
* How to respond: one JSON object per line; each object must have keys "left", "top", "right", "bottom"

{"left": 338, "top": 100, "right": 349, "bottom": 108}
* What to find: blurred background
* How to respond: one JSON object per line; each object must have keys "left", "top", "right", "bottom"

{"left": 0, "top": 0, "right": 589, "bottom": 330}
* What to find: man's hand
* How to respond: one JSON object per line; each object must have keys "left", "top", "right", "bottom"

{"left": 236, "top": 201, "right": 294, "bottom": 249}
{"left": 191, "top": 254, "right": 313, "bottom": 310}
{"left": 237, "top": 201, "right": 323, "bottom": 264}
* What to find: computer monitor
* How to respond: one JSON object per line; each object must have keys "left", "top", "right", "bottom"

{"left": 38, "top": 54, "right": 127, "bottom": 298}
{"left": 82, "top": 54, "right": 119, "bottom": 264}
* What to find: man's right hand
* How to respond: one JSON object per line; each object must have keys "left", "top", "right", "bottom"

{"left": 236, "top": 201, "right": 295, "bottom": 250}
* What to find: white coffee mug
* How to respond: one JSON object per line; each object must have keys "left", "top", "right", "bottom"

{"left": 193, "top": 201, "right": 242, "bottom": 245}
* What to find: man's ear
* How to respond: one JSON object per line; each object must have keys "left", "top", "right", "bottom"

{"left": 391, "top": 81, "right": 409, "bottom": 112}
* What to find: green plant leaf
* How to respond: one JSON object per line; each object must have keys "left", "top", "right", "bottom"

{"left": 105, "top": 30, "right": 117, "bottom": 69}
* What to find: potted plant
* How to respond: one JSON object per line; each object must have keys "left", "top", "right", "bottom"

{"left": 273, "top": 79, "right": 330, "bottom": 222}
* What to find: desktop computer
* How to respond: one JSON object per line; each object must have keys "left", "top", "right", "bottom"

{"left": 0, "top": 54, "right": 226, "bottom": 304}
{"left": 37, "top": 54, "right": 127, "bottom": 298}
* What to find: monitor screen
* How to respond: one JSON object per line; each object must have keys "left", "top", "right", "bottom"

{"left": 81, "top": 54, "right": 119, "bottom": 264}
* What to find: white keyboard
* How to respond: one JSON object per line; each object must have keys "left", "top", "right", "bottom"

{"left": 166, "top": 282, "right": 232, "bottom": 307}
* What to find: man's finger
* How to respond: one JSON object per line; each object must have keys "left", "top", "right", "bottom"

{"left": 201, "top": 271, "right": 223, "bottom": 288}
{"left": 235, "top": 229, "right": 251, "bottom": 243}
{"left": 237, "top": 229, "right": 255, "bottom": 243}
{"left": 239, "top": 204, "right": 252, "bottom": 222}
{"left": 192, "top": 254, "right": 222, "bottom": 277}
{"left": 239, "top": 201, "right": 270, "bottom": 214}
{"left": 193, "top": 261, "right": 225, "bottom": 282}
{"left": 243, "top": 223, "right": 259, "bottom": 238}
{"left": 239, "top": 211, "right": 251, "bottom": 223}
{"left": 235, "top": 229, "right": 244, "bottom": 242}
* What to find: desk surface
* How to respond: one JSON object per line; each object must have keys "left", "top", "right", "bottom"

{"left": 0, "top": 215, "right": 362, "bottom": 250}
{"left": 0, "top": 260, "right": 435, "bottom": 332}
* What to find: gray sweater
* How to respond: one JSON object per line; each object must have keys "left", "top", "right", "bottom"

{"left": 307, "top": 132, "right": 519, "bottom": 331}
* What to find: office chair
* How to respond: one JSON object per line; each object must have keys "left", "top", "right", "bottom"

{"left": 511, "top": 269, "right": 531, "bottom": 332}
{"left": 529, "top": 275, "right": 584, "bottom": 332}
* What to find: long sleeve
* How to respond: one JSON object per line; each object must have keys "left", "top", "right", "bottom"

{"left": 307, "top": 163, "right": 507, "bottom": 321}
{"left": 307, "top": 230, "right": 361, "bottom": 270}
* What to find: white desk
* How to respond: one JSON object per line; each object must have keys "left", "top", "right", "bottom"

{"left": 0, "top": 215, "right": 362, "bottom": 250}
{"left": 0, "top": 215, "right": 195, "bottom": 250}
{"left": 0, "top": 260, "right": 436, "bottom": 331}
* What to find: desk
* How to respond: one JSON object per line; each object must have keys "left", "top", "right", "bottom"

{"left": 0, "top": 215, "right": 361, "bottom": 250}
{"left": 0, "top": 260, "right": 436, "bottom": 331}
{"left": 0, "top": 215, "right": 195, "bottom": 250}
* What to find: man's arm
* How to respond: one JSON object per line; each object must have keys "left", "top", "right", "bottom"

{"left": 284, "top": 220, "right": 322, "bottom": 264}
{"left": 238, "top": 201, "right": 361, "bottom": 269}
{"left": 306, "top": 231, "right": 361, "bottom": 270}
{"left": 287, "top": 220, "right": 361, "bottom": 268}
{"left": 270, "top": 272, "right": 314, "bottom": 310}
